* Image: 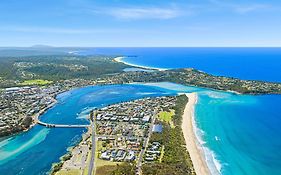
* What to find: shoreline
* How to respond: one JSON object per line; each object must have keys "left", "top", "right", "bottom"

{"left": 31, "top": 97, "right": 57, "bottom": 128}
{"left": 51, "top": 125, "right": 91, "bottom": 175}
{"left": 0, "top": 97, "right": 58, "bottom": 138}
{"left": 113, "top": 56, "right": 168, "bottom": 71}
{"left": 182, "top": 93, "right": 211, "bottom": 175}
{"left": 114, "top": 57, "right": 245, "bottom": 95}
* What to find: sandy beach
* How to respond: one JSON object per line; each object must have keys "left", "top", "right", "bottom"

{"left": 113, "top": 56, "right": 167, "bottom": 71}
{"left": 182, "top": 93, "right": 210, "bottom": 175}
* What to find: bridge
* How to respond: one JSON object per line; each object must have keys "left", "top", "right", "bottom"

{"left": 37, "top": 120, "right": 90, "bottom": 128}
{"left": 33, "top": 104, "right": 90, "bottom": 128}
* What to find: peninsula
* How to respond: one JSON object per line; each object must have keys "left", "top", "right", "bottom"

{"left": 53, "top": 95, "right": 196, "bottom": 175}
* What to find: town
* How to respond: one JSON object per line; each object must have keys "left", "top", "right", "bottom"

{"left": 0, "top": 79, "right": 98, "bottom": 137}
{"left": 53, "top": 96, "right": 178, "bottom": 175}
{"left": 0, "top": 86, "right": 57, "bottom": 137}
{"left": 94, "top": 96, "right": 176, "bottom": 174}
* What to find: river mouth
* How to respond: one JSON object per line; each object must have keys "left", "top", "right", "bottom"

{"left": 1, "top": 82, "right": 281, "bottom": 175}
{"left": 0, "top": 83, "right": 178, "bottom": 175}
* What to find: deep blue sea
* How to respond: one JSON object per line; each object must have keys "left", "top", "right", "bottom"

{"left": 0, "top": 48, "right": 281, "bottom": 175}
{"left": 79, "top": 47, "right": 281, "bottom": 82}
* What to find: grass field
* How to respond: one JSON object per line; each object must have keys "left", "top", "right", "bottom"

{"left": 158, "top": 110, "right": 175, "bottom": 123}
{"left": 82, "top": 151, "right": 92, "bottom": 175}
{"left": 96, "top": 141, "right": 120, "bottom": 167}
{"left": 95, "top": 140, "right": 122, "bottom": 175}
{"left": 96, "top": 165, "right": 118, "bottom": 175}
{"left": 159, "top": 145, "right": 165, "bottom": 163}
{"left": 19, "top": 79, "right": 53, "bottom": 86}
{"left": 55, "top": 169, "right": 81, "bottom": 175}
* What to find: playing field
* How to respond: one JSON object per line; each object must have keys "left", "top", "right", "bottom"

{"left": 19, "top": 79, "right": 53, "bottom": 86}
{"left": 158, "top": 110, "right": 175, "bottom": 123}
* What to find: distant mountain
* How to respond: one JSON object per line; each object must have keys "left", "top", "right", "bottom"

{"left": 30, "top": 44, "right": 54, "bottom": 48}
{"left": 0, "top": 47, "right": 69, "bottom": 57}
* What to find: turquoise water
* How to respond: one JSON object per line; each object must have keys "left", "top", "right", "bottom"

{"left": 195, "top": 91, "right": 281, "bottom": 175}
{"left": 145, "top": 82, "right": 281, "bottom": 175}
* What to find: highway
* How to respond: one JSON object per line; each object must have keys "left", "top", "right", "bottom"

{"left": 88, "top": 120, "right": 96, "bottom": 175}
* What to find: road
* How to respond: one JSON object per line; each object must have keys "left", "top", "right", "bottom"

{"left": 37, "top": 120, "right": 89, "bottom": 128}
{"left": 96, "top": 134, "right": 142, "bottom": 140}
{"left": 136, "top": 115, "right": 156, "bottom": 175}
{"left": 88, "top": 119, "right": 96, "bottom": 175}
{"left": 34, "top": 102, "right": 90, "bottom": 128}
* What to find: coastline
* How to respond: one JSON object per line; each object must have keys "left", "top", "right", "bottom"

{"left": 114, "top": 57, "right": 249, "bottom": 95}
{"left": 31, "top": 97, "right": 57, "bottom": 128}
{"left": 182, "top": 93, "right": 211, "bottom": 175}
{"left": 113, "top": 56, "right": 168, "bottom": 71}
{"left": 0, "top": 97, "right": 58, "bottom": 138}
{"left": 51, "top": 125, "right": 91, "bottom": 175}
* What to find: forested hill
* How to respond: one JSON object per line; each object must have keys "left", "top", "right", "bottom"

{"left": 1, "top": 55, "right": 281, "bottom": 95}
{"left": 0, "top": 55, "right": 130, "bottom": 87}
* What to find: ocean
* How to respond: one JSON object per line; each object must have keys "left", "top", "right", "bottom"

{"left": 149, "top": 83, "right": 281, "bottom": 175}
{"left": 0, "top": 48, "right": 281, "bottom": 175}
{"left": 79, "top": 47, "right": 281, "bottom": 82}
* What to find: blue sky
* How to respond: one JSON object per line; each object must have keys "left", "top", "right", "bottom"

{"left": 0, "top": 0, "right": 281, "bottom": 47}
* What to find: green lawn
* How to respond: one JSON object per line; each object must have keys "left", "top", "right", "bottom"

{"left": 55, "top": 169, "right": 81, "bottom": 175}
{"left": 159, "top": 145, "right": 165, "bottom": 163}
{"left": 96, "top": 141, "right": 120, "bottom": 167}
{"left": 83, "top": 151, "right": 92, "bottom": 175}
{"left": 158, "top": 110, "right": 175, "bottom": 123}
{"left": 19, "top": 79, "right": 53, "bottom": 86}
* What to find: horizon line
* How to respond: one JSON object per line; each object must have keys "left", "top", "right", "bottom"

{"left": 1, "top": 46, "right": 281, "bottom": 48}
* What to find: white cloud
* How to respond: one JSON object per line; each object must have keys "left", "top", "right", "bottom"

{"left": 208, "top": 0, "right": 272, "bottom": 14}
{"left": 234, "top": 4, "right": 270, "bottom": 14}
{"left": 101, "top": 7, "right": 183, "bottom": 20}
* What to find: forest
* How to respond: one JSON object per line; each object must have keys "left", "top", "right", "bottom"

{"left": 0, "top": 55, "right": 129, "bottom": 87}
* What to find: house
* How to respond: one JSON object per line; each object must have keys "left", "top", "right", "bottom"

{"left": 152, "top": 124, "right": 163, "bottom": 133}
{"left": 115, "top": 149, "right": 126, "bottom": 161}
{"left": 125, "top": 151, "right": 135, "bottom": 162}
{"left": 142, "top": 116, "right": 150, "bottom": 123}
{"left": 145, "top": 157, "right": 154, "bottom": 161}
{"left": 100, "top": 151, "right": 111, "bottom": 160}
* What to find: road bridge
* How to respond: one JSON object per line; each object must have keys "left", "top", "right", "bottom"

{"left": 37, "top": 120, "right": 90, "bottom": 128}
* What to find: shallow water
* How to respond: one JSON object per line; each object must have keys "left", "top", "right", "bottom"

{"left": 150, "top": 82, "right": 281, "bottom": 175}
